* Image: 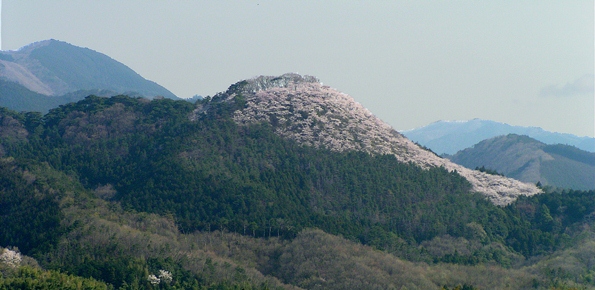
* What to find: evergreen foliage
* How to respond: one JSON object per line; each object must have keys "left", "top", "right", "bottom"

{"left": 3, "top": 96, "right": 595, "bottom": 259}
{"left": 1, "top": 95, "right": 594, "bottom": 288}
{"left": 0, "top": 266, "right": 110, "bottom": 290}
{"left": 0, "top": 158, "right": 66, "bottom": 256}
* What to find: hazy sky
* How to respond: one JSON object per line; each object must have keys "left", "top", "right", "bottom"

{"left": 2, "top": 1, "right": 594, "bottom": 137}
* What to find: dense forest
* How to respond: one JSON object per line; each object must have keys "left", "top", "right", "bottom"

{"left": 1, "top": 95, "right": 594, "bottom": 289}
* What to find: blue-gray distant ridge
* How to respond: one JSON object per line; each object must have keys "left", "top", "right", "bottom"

{"left": 0, "top": 39, "right": 177, "bottom": 112}
{"left": 402, "top": 119, "right": 595, "bottom": 155}
{"left": 447, "top": 134, "right": 595, "bottom": 190}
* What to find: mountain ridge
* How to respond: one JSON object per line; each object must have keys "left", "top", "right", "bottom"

{"left": 0, "top": 39, "right": 177, "bottom": 105}
{"left": 448, "top": 134, "right": 595, "bottom": 190}
{"left": 198, "top": 73, "right": 541, "bottom": 205}
{"left": 402, "top": 119, "right": 595, "bottom": 155}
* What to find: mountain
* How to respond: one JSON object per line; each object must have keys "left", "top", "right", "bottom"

{"left": 0, "top": 39, "right": 177, "bottom": 112}
{"left": 1, "top": 74, "right": 593, "bottom": 289}
{"left": 402, "top": 119, "right": 595, "bottom": 155}
{"left": 448, "top": 134, "right": 595, "bottom": 190}
{"left": 204, "top": 73, "right": 540, "bottom": 205}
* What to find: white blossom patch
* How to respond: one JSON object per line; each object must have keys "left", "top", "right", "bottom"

{"left": 159, "top": 269, "right": 173, "bottom": 284}
{"left": 148, "top": 269, "right": 173, "bottom": 285}
{"left": 147, "top": 274, "right": 160, "bottom": 285}
{"left": 206, "top": 74, "right": 542, "bottom": 205}
{"left": 0, "top": 248, "right": 22, "bottom": 268}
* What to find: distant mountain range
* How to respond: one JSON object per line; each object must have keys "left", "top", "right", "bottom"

{"left": 0, "top": 39, "right": 177, "bottom": 112}
{"left": 402, "top": 119, "right": 595, "bottom": 155}
{"left": 448, "top": 134, "right": 595, "bottom": 190}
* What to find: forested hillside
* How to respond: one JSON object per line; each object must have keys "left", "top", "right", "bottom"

{"left": 0, "top": 79, "right": 126, "bottom": 113}
{"left": 1, "top": 95, "right": 594, "bottom": 289}
{"left": 220, "top": 74, "right": 540, "bottom": 205}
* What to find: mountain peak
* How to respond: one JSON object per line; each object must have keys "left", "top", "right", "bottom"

{"left": 240, "top": 73, "right": 320, "bottom": 93}
{"left": 199, "top": 74, "right": 541, "bottom": 205}
{"left": 207, "top": 73, "right": 320, "bottom": 105}
{"left": 232, "top": 75, "right": 399, "bottom": 153}
{"left": 403, "top": 119, "right": 595, "bottom": 154}
{"left": 449, "top": 134, "right": 595, "bottom": 190}
{"left": 4, "top": 39, "right": 69, "bottom": 56}
{"left": 0, "top": 39, "right": 177, "bottom": 101}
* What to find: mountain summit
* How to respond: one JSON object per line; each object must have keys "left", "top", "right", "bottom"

{"left": 196, "top": 73, "right": 541, "bottom": 205}
{"left": 402, "top": 119, "right": 595, "bottom": 155}
{"left": 0, "top": 39, "right": 176, "bottom": 99}
{"left": 448, "top": 134, "right": 595, "bottom": 190}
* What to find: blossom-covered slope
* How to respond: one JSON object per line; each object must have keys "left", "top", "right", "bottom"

{"left": 197, "top": 73, "right": 541, "bottom": 205}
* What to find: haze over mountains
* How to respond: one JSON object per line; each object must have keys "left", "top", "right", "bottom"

{"left": 448, "top": 134, "right": 595, "bottom": 191}
{"left": 0, "top": 39, "right": 177, "bottom": 112}
{"left": 402, "top": 119, "right": 595, "bottom": 155}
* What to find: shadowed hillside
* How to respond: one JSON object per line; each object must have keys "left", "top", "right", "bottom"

{"left": 448, "top": 134, "right": 595, "bottom": 190}
{"left": 0, "top": 39, "right": 177, "bottom": 113}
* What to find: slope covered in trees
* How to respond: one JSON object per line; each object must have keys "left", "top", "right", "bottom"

{"left": 1, "top": 95, "right": 594, "bottom": 289}
{"left": 0, "top": 79, "right": 136, "bottom": 114}
{"left": 221, "top": 74, "right": 540, "bottom": 205}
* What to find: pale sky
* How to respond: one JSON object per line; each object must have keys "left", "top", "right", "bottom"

{"left": 2, "top": 1, "right": 594, "bottom": 137}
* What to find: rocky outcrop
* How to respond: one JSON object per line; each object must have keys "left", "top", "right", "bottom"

{"left": 201, "top": 73, "right": 541, "bottom": 205}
